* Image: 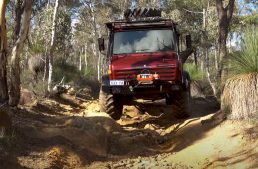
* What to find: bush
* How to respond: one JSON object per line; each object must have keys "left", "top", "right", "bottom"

{"left": 53, "top": 59, "right": 82, "bottom": 84}
{"left": 30, "top": 41, "right": 45, "bottom": 54}
{"left": 53, "top": 58, "right": 99, "bottom": 85}
{"left": 81, "top": 66, "right": 98, "bottom": 80}
{"left": 183, "top": 63, "right": 205, "bottom": 81}
{"left": 230, "top": 28, "right": 258, "bottom": 75}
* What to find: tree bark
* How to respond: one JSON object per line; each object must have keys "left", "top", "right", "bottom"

{"left": 48, "top": 0, "right": 59, "bottom": 92}
{"left": 215, "top": 0, "right": 235, "bottom": 97}
{"left": 88, "top": 2, "right": 101, "bottom": 80}
{"left": 13, "top": 0, "right": 23, "bottom": 43}
{"left": 222, "top": 73, "right": 258, "bottom": 119}
{"left": 79, "top": 48, "right": 82, "bottom": 71}
{"left": 9, "top": 0, "right": 33, "bottom": 106}
{"left": 84, "top": 44, "right": 88, "bottom": 72}
{"left": 0, "top": 0, "right": 8, "bottom": 103}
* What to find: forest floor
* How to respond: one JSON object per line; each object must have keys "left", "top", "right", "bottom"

{"left": 0, "top": 86, "right": 257, "bottom": 169}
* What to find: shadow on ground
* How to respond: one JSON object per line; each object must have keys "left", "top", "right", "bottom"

{"left": 4, "top": 95, "right": 228, "bottom": 168}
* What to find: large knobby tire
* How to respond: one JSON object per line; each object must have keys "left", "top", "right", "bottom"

{"left": 165, "top": 94, "right": 173, "bottom": 105}
{"left": 171, "top": 90, "right": 191, "bottom": 118}
{"left": 99, "top": 86, "right": 123, "bottom": 120}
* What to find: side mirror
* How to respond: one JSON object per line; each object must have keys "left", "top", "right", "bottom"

{"left": 186, "top": 35, "right": 192, "bottom": 49}
{"left": 98, "top": 38, "right": 105, "bottom": 51}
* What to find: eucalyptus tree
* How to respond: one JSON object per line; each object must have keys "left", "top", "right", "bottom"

{"left": 0, "top": 0, "right": 8, "bottom": 103}
{"left": 75, "top": 0, "right": 113, "bottom": 80}
{"left": 215, "top": 0, "right": 235, "bottom": 87}
{"left": 47, "top": 0, "right": 59, "bottom": 92}
{"left": 9, "top": 0, "right": 34, "bottom": 106}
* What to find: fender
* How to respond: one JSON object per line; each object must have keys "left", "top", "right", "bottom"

{"left": 101, "top": 74, "right": 110, "bottom": 87}
{"left": 182, "top": 71, "right": 190, "bottom": 90}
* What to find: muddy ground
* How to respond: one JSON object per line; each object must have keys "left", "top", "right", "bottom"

{"left": 0, "top": 88, "right": 257, "bottom": 169}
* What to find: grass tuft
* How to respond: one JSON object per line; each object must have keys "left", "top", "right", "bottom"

{"left": 230, "top": 28, "right": 258, "bottom": 75}
{"left": 183, "top": 63, "right": 205, "bottom": 81}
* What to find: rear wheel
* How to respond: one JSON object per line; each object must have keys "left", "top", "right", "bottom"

{"left": 99, "top": 86, "right": 123, "bottom": 120}
{"left": 171, "top": 89, "right": 191, "bottom": 118}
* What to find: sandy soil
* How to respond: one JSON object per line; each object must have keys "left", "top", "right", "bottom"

{"left": 0, "top": 91, "right": 257, "bottom": 169}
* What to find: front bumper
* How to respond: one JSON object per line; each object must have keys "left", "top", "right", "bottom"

{"left": 111, "top": 81, "right": 180, "bottom": 95}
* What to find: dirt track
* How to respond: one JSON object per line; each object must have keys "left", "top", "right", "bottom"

{"left": 0, "top": 92, "right": 257, "bottom": 169}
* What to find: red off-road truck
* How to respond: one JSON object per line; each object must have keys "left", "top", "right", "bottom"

{"left": 98, "top": 9, "right": 193, "bottom": 120}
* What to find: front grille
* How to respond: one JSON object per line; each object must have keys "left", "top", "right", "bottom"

{"left": 114, "top": 67, "right": 177, "bottom": 81}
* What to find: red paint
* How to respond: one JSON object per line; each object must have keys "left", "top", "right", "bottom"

{"left": 110, "top": 51, "right": 180, "bottom": 81}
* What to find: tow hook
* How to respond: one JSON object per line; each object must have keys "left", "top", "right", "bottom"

{"left": 160, "top": 85, "right": 163, "bottom": 92}
{"left": 129, "top": 86, "right": 133, "bottom": 92}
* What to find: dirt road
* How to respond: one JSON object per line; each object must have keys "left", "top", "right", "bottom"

{"left": 0, "top": 92, "right": 257, "bottom": 169}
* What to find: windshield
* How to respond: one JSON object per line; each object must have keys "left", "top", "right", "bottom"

{"left": 113, "top": 29, "right": 176, "bottom": 55}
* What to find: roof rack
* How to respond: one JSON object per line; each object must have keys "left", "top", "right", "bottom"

{"left": 113, "top": 17, "right": 171, "bottom": 23}
{"left": 106, "top": 8, "right": 174, "bottom": 29}
{"left": 124, "top": 8, "right": 162, "bottom": 19}
{"left": 109, "top": 8, "right": 168, "bottom": 23}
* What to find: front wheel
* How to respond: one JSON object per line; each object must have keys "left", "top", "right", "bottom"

{"left": 99, "top": 86, "right": 123, "bottom": 120}
{"left": 171, "top": 90, "right": 191, "bottom": 118}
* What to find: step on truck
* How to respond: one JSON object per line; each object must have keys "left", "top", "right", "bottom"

{"left": 98, "top": 8, "right": 193, "bottom": 120}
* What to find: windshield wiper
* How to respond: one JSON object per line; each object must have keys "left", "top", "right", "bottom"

{"left": 135, "top": 48, "right": 149, "bottom": 53}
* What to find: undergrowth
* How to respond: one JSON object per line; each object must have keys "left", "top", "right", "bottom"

{"left": 184, "top": 63, "right": 205, "bottom": 81}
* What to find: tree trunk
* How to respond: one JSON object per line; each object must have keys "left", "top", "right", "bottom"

{"left": 0, "top": 0, "right": 8, "bottom": 103}
{"left": 214, "top": 46, "right": 219, "bottom": 71}
{"left": 9, "top": 0, "right": 33, "bottom": 106}
{"left": 13, "top": 0, "right": 23, "bottom": 44}
{"left": 43, "top": 45, "right": 48, "bottom": 82}
{"left": 222, "top": 73, "right": 258, "bottom": 119}
{"left": 215, "top": 0, "right": 235, "bottom": 97}
{"left": 43, "top": 1, "right": 51, "bottom": 83}
{"left": 48, "top": 0, "right": 59, "bottom": 92}
{"left": 205, "top": 48, "right": 217, "bottom": 96}
{"left": 84, "top": 44, "right": 88, "bottom": 72}
{"left": 88, "top": 2, "right": 101, "bottom": 80}
{"left": 97, "top": 51, "right": 101, "bottom": 81}
{"left": 79, "top": 49, "right": 82, "bottom": 71}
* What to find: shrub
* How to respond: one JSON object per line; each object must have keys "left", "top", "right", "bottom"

{"left": 183, "top": 63, "right": 205, "bottom": 81}
{"left": 53, "top": 59, "right": 82, "bottom": 84}
{"left": 81, "top": 66, "right": 98, "bottom": 80}
{"left": 230, "top": 28, "right": 258, "bottom": 75}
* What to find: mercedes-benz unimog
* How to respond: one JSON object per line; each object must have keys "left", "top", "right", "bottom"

{"left": 98, "top": 9, "right": 193, "bottom": 120}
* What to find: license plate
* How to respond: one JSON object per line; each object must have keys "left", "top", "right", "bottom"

{"left": 140, "top": 74, "right": 150, "bottom": 78}
{"left": 137, "top": 74, "right": 154, "bottom": 81}
{"left": 110, "top": 80, "right": 124, "bottom": 86}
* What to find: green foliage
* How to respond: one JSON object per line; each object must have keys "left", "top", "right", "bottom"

{"left": 82, "top": 66, "right": 97, "bottom": 80}
{"left": 53, "top": 58, "right": 98, "bottom": 85}
{"left": 242, "top": 14, "right": 258, "bottom": 26}
{"left": 30, "top": 41, "right": 45, "bottom": 54}
{"left": 55, "top": 7, "right": 73, "bottom": 55}
{"left": 53, "top": 59, "right": 82, "bottom": 84}
{"left": 230, "top": 28, "right": 258, "bottom": 75}
{"left": 184, "top": 63, "right": 205, "bottom": 81}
